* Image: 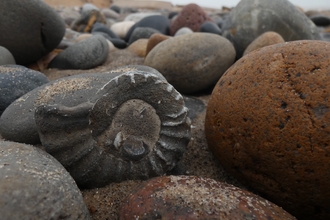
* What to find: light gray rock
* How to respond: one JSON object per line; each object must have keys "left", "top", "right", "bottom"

{"left": 81, "top": 3, "right": 99, "bottom": 13}
{"left": 144, "top": 33, "right": 236, "bottom": 94}
{"left": 222, "top": 0, "right": 322, "bottom": 58}
{"left": 0, "top": 140, "right": 90, "bottom": 220}
{"left": 0, "top": 0, "right": 65, "bottom": 65}
{"left": 49, "top": 35, "right": 109, "bottom": 70}
{"left": 0, "top": 46, "right": 15, "bottom": 65}
{"left": 174, "top": 27, "right": 193, "bottom": 36}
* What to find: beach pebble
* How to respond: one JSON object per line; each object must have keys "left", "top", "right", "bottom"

{"left": 120, "top": 175, "right": 296, "bottom": 219}
{"left": 146, "top": 33, "right": 171, "bottom": 55}
{"left": 0, "top": 46, "right": 15, "bottom": 65}
{"left": 124, "top": 12, "right": 161, "bottom": 23}
{"left": 243, "top": 31, "right": 285, "bottom": 55}
{"left": 310, "top": 15, "right": 330, "bottom": 27}
{"left": 125, "top": 15, "right": 170, "bottom": 42}
{"left": 92, "top": 22, "right": 120, "bottom": 39}
{"left": 0, "top": 65, "right": 49, "bottom": 115}
{"left": 58, "top": 7, "right": 81, "bottom": 26}
{"left": 169, "top": 3, "right": 213, "bottom": 36}
{"left": 81, "top": 3, "right": 99, "bottom": 13}
{"left": 174, "top": 27, "right": 193, "bottom": 36}
{"left": 199, "top": 21, "right": 222, "bottom": 35}
{"left": 0, "top": 72, "right": 123, "bottom": 144}
{"left": 0, "top": 141, "right": 90, "bottom": 220}
{"left": 144, "top": 33, "right": 236, "bottom": 94}
{"left": 222, "top": 0, "right": 322, "bottom": 58}
{"left": 49, "top": 35, "right": 109, "bottom": 70}
{"left": 128, "top": 27, "right": 161, "bottom": 44}
{"left": 101, "top": 8, "right": 119, "bottom": 19}
{"left": 111, "top": 21, "right": 135, "bottom": 39}
{"left": 127, "top": 39, "right": 148, "bottom": 57}
{"left": 0, "top": 0, "right": 65, "bottom": 65}
{"left": 205, "top": 40, "right": 330, "bottom": 220}
{"left": 110, "top": 5, "right": 121, "bottom": 14}
{"left": 71, "top": 10, "right": 106, "bottom": 33}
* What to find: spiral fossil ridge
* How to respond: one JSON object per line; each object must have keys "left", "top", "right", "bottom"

{"left": 35, "top": 68, "right": 191, "bottom": 188}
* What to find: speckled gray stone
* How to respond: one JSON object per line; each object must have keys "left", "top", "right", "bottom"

{"left": 0, "top": 140, "right": 90, "bottom": 220}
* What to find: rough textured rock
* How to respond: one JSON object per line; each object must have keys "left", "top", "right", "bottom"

{"left": 35, "top": 66, "right": 191, "bottom": 188}
{"left": 0, "top": 71, "right": 122, "bottom": 144}
{"left": 0, "top": 65, "right": 49, "bottom": 116}
{"left": 222, "top": 0, "right": 322, "bottom": 58}
{"left": 169, "top": 3, "right": 213, "bottom": 36}
{"left": 0, "top": 141, "right": 90, "bottom": 220}
{"left": 0, "top": 0, "right": 65, "bottom": 65}
{"left": 0, "top": 46, "right": 15, "bottom": 65}
{"left": 243, "top": 31, "right": 285, "bottom": 56}
{"left": 144, "top": 33, "right": 236, "bottom": 94}
{"left": 205, "top": 40, "right": 330, "bottom": 220}
{"left": 49, "top": 35, "right": 109, "bottom": 70}
{"left": 120, "top": 175, "right": 296, "bottom": 219}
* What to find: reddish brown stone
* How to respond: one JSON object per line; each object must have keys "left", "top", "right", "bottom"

{"left": 169, "top": 3, "right": 213, "bottom": 36}
{"left": 119, "top": 175, "right": 296, "bottom": 220}
{"left": 146, "top": 33, "right": 171, "bottom": 56}
{"left": 205, "top": 40, "right": 330, "bottom": 220}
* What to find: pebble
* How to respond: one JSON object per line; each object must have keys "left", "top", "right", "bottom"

{"left": 92, "top": 22, "right": 120, "bottom": 39}
{"left": 128, "top": 27, "right": 161, "bottom": 44}
{"left": 146, "top": 33, "right": 171, "bottom": 55}
{"left": 169, "top": 3, "right": 213, "bottom": 36}
{"left": 174, "top": 27, "right": 193, "bottom": 36}
{"left": 205, "top": 40, "right": 330, "bottom": 220}
{"left": 127, "top": 39, "right": 148, "bottom": 57}
{"left": 0, "top": 65, "right": 49, "bottom": 116}
{"left": 243, "top": 31, "right": 285, "bottom": 56}
{"left": 125, "top": 15, "right": 170, "bottom": 42}
{"left": 101, "top": 8, "right": 119, "bottom": 19}
{"left": 111, "top": 21, "right": 136, "bottom": 39}
{"left": 81, "top": 3, "right": 99, "bottom": 13}
{"left": 0, "top": 0, "right": 65, "bottom": 65}
{"left": 0, "top": 46, "right": 16, "bottom": 65}
{"left": 120, "top": 175, "right": 296, "bottom": 219}
{"left": 222, "top": 0, "right": 322, "bottom": 58}
{"left": 0, "top": 141, "right": 90, "bottom": 219}
{"left": 124, "top": 12, "right": 161, "bottom": 22}
{"left": 71, "top": 9, "right": 106, "bottom": 32}
{"left": 144, "top": 33, "right": 236, "bottom": 94}
{"left": 110, "top": 5, "right": 121, "bottom": 14}
{"left": 0, "top": 72, "right": 123, "bottom": 144}
{"left": 309, "top": 15, "right": 330, "bottom": 27}
{"left": 199, "top": 21, "right": 222, "bottom": 35}
{"left": 49, "top": 35, "right": 109, "bottom": 69}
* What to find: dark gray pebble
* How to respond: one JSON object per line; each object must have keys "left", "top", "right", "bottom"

{"left": 199, "top": 21, "right": 222, "bottom": 35}
{"left": 129, "top": 27, "right": 161, "bottom": 44}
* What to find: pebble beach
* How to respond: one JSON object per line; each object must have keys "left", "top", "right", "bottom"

{"left": 1, "top": 0, "right": 330, "bottom": 219}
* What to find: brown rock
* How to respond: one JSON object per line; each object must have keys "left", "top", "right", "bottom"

{"left": 169, "top": 3, "right": 212, "bottom": 36}
{"left": 126, "top": 38, "right": 148, "bottom": 57}
{"left": 205, "top": 40, "right": 330, "bottom": 220}
{"left": 146, "top": 33, "right": 171, "bottom": 55}
{"left": 243, "top": 31, "right": 285, "bottom": 56}
{"left": 119, "top": 175, "right": 296, "bottom": 219}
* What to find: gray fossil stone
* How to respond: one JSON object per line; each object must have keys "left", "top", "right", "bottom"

{"left": 35, "top": 67, "right": 191, "bottom": 188}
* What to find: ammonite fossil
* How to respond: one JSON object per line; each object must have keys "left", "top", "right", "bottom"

{"left": 35, "top": 69, "right": 191, "bottom": 189}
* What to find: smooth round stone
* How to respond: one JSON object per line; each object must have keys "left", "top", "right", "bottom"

{"left": 111, "top": 21, "right": 135, "bottom": 39}
{"left": 120, "top": 175, "right": 295, "bottom": 219}
{"left": 174, "top": 27, "right": 193, "bottom": 36}
{"left": 205, "top": 40, "right": 330, "bottom": 220}
{"left": 199, "top": 21, "right": 222, "bottom": 35}
{"left": 127, "top": 39, "right": 148, "bottom": 57}
{"left": 49, "top": 35, "right": 109, "bottom": 70}
{"left": 0, "top": 72, "right": 124, "bottom": 144}
{"left": 169, "top": 3, "right": 213, "bottom": 36}
{"left": 0, "top": 0, "right": 65, "bottom": 65}
{"left": 168, "top": 11, "right": 178, "bottom": 19}
{"left": 243, "top": 31, "right": 285, "bottom": 56}
{"left": 0, "top": 141, "right": 90, "bottom": 219}
{"left": 107, "top": 37, "right": 127, "bottom": 49}
{"left": 125, "top": 15, "right": 170, "bottom": 42}
{"left": 92, "top": 22, "right": 120, "bottom": 39}
{"left": 128, "top": 27, "right": 161, "bottom": 44}
{"left": 144, "top": 33, "right": 236, "bottom": 94}
{"left": 0, "top": 65, "right": 49, "bottom": 115}
{"left": 71, "top": 10, "right": 106, "bottom": 33}
{"left": 0, "top": 46, "right": 15, "bottom": 65}
{"left": 81, "top": 3, "right": 99, "bottom": 13}
{"left": 101, "top": 8, "right": 119, "bottom": 19}
{"left": 146, "top": 33, "right": 171, "bottom": 55}
{"left": 222, "top": 0, "right": 321, "bottom": 58}
{"left": 110, "top": 5, "right": 121, "bottom": 14}
{"left": 124, "top": 12, "right": 161, "bottom": 23}
{"left": 310, "top": 15, "right": 330, "bottom": 27}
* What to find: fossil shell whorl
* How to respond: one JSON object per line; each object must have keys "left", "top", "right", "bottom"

{"left": 35, "top": 70, "right": 191, "bottom": 189}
